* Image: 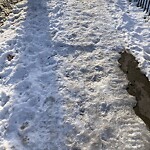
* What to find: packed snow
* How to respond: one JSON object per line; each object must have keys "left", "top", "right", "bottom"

{"left": 0, "top": 0, "right": 150, "bottom": 150}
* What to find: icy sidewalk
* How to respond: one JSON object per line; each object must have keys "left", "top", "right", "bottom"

{"left": 0, "top": 0, "right": 150, "bottom": 149}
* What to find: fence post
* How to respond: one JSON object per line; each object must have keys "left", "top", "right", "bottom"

{"left": 136, "top": 0, "right": 150, "bottom": 15}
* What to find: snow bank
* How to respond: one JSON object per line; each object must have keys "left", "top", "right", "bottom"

{"left": 106, "top": 0, "right": 150, "bottom": 79}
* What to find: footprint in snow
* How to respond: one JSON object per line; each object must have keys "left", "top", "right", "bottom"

{"left": 7, "top": 107, "right": 35, "bottom": 133}
{"left": 0, "top": 92, "right": 10, "bottom": 107}
{"left": 7, "top": 65, "right": 29, "bottom": 83}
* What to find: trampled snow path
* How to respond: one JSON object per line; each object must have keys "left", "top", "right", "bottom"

{"left": 0, "top": 0, "right": 150, "bottom": 149}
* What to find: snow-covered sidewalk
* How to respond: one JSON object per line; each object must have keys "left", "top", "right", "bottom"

{"left": 0, "top": 0, "right": 150, "bottom": 149}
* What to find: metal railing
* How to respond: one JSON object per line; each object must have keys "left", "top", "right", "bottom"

{"left": 137, "top": 0, "right": 150, "bottom": 15}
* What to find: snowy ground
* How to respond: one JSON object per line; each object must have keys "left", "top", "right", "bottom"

{"left": 0, "top": 0, "right": 150, "bottom": 150}
{"left": 107, "top": 0, "right": 150, "bottom": 78}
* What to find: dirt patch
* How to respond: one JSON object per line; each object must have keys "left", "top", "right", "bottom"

{"left": 0, "top": 0, "right": 22, "bottom": 26}
{"left": 118, "top": 50, "right": 150, "bottom": 129}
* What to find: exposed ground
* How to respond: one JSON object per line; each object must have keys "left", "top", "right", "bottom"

{"left": 0, "top": 0, "right": 22, "bottom": 26}
{"left": 119, "top": 51, "right": 150, "bottom": 130}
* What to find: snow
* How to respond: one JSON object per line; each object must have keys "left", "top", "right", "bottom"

{"left": 0, "top": 0, "right": 150, "bottom": 149}
{"left": 106, "top": 0, "right": 150, "bottom": 78}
